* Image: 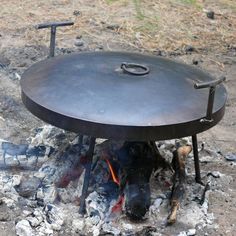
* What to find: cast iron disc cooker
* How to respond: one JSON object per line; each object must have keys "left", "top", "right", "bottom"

{"left": 20, "top": 22, "right": 227, "bottom": 214}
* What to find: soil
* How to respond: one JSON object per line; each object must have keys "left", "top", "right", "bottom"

{"left": 0, "top": 0, "right": 236, "bottom": 235}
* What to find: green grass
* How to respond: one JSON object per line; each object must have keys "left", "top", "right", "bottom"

{"left": 133, "top": 0, "right": 145, "bottom": 20}
{"left": 176, "top": 0, "right": 202, "bottom": 10}
{"left": 179, "top": 0, "right": 196, "bottom": 4}
{"left": 105, "top": 0, "right": 119, "bottom": 4}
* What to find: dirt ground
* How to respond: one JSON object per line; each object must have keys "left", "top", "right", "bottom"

{"left": 0, "top": 0, "right": 236, "bottom": 235}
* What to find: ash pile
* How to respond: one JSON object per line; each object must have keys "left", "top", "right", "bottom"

{"left": 0, "top": 125, "right": 233, "bottom": 236}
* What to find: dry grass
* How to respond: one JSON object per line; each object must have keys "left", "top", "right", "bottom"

{"left": 0, "top": 0, "right": 235, "bottom": 53}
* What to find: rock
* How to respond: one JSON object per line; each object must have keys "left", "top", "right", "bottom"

{"left": 154, "top": 49, "right": 164, "bottom": 56}
{"left": 225, "top": 153, "right": 236, "bottom": 161}
{"left": 33, "top": 172, "right": 46, "bottom": 180}
{"left": 0, "top": 202, "right": 10, "bottom": 221}
{"left": 74, "top": 41, "right": 84, "bottom": 47}
{"left": 207, "top": 171, "right": 221, "bottom": 178}
{"left": 27, "top": 211, "right": 43, "bottom": 227}
{"left": 42, "top": 184, "right": 58, "bottom": 204}
{"left": 76, "top": 35, "right": 82, "bottom": 39}
{"left": 23, "top": 210, "right": 32, "bottom": 217}
{"left": 106, "top": 24, "right": 120, "bottom": 30}
{"left": 15, "top": 220, "right": 34, "bottom": 236}
{"left": 206, "top": 11, "right": 214, "bottom": 19}
{"left": 73, "top": 10, "right": 81, "bottom": 16}
{"left": 18, "top": 62, "right": 27, "bottom": 67}
{"left": 97, "top": 45, "right": 103, "bottom": 50}
{"left": 150, "top": 198, "right": 163, "bottom": 214}
{"left": 30, "top": 125, "right": 58, "bottom": 147}
{"left": 185, "top": 45, "right": 195, "bottom": 53}
{"left": 178, "top": 232, "right": 187, "bottom": 236}
{"left": 187, "top": 228, "right": 196, "bottom": 236}
{"left": 192, "top": 59, "right": 198, "bottom": 65}
{"left": 44, "top": 204, "right": 64, "bottom": 231}
{"left": 14, "top": 176, "right": 41, "bottom": 198}
{"left": 14, "top": 72, "right": 21, "bottom": 80}
{"left": 86, "top": 191, "right": 108, "bottom": 220}
{"left": 27, "top": 216, "right": 43, "bottom": 227}
{"left": 72, "top": 218, "right": 85, "bottom": 233}
{"left": 121, "top": 222, "right": 133, "bottom": 231}
{"left": 0, "top": 55, "right": 10, "bottom": 68}
{"left": 37, "top": 225, "right": 53, "bottom": 235}
{"left": 57, "top": 177, "right": 84, "bottom": 203}
{"left": 102, "top": 223, "right": 120, "bottom": 236}
{"left": 1, "top": 197, "right": 15, "bottom": 208}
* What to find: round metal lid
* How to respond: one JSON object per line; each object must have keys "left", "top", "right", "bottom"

{"left": 21, "top": 51, "right": 227, "bottom": 140}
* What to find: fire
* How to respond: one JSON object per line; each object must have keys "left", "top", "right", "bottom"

{"left": 105, "top": 159, "right": 120, "bottom": 186}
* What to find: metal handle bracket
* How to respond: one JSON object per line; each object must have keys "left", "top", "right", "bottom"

{"left": 35, "top": 21, "right": 74, "bottom": 57}
{"left": 194, "top": 76, "right": 226, "bottom": 123}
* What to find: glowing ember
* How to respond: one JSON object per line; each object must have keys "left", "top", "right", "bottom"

{"left": 105, "top": 159, "right": 120, "bottom": 186}
{"left": 111, "top": 195, "right": 124, "bottom": 214}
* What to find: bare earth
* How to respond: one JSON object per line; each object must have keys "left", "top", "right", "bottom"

{"left": 0, "top": 0, "right": 236, "bottom": 235}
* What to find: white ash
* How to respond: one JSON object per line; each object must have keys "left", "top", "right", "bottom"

{"left": 0, "top": 129, "right": 226, "bottom": 235}
{"left": 187, "top": 228, "right": 196, "bottom": 236}
{"left": 15, "top": 220, "right": 34, "bottom": 236}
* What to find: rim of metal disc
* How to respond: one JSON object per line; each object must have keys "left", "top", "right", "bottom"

{"left": 21, "top": 90, "right": 226, "bottom": 141}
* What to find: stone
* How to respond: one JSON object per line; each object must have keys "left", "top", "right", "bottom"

{"left": 44, "top": 204, "right": 64, "bottom": 231}
{"left": 42, "top": 184, "right": 58, "bottom": 204}
{"left": 74, "top": 41, "right": 84, "bottom": 47}
{"left": 33, "top": 172, "right": 46, "bottom": 180}
{"left": 150, "top": 198, "right": 163, "bottom": 214}
{"left": 0, "top": 202, "right": 10, "bottom": 221}
{"left": 23, "top": 210, "right": 32, "bottom": 217}
{"left": 225, "top": 153, "right": 236, "bottom": 161}
{"left": 15, "top": 220, "right": 34, "bottom": 236}
{"left": 85, "top": 191, "right": 108, "bottom": 220}
{"left": 106, "top": 24, "right": 120, "bottom": 30}
{"left": 0, "top": 55, "right": 10, "bottom": 68}
{"left": 14, "top": 176, "right": 41, "bottom": 198}
{"left": 73, "top": 10, "right": 81, "bottom": 16}
{"left": 72, "top": 218, "right": 85, "bottom": 233}
{"left": 207, "top": 171, "right": 221, "bottom": 178}
{"left": 76, "top": 35, "right": 82, "bottom": 39}
{"left": 187, "top": 228, "right": 196, "bottom": 235}
{"left": 30, "top": 125, "right": 57, "bottom": 147}
{"left": 121, "top": 222, "right": 133, "bottom": 231}
{"left": 27, "top": 216, "right": 43, "bottom": 227}
{"left": 178, "top": 232, "right": 187, "bottom": 236}
{"left": 206, "top": 11, "right": 215, "bottom": 19}
{"left": 14, "top": 72, "right": 21, "bottom": 80}
{"left": 1, "top": 197, "right": 15, "bottom": 208}
{"left": 185, "top": 45, "right": 195, "bottom": 53}
{"left": 102, "top": 223, "right": 121, "bottom": 236}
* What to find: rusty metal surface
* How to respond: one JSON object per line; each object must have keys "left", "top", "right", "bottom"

{"left": 20, "top": 51, "right": 227, "bottom": 140}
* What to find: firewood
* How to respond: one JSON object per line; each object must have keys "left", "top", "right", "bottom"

{"left": 167, "top": 145, "right": 192, "bottom": 225}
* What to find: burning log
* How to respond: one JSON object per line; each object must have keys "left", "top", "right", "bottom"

{"left": 114, "top": 141, "right": 172, "bottom": 221}
{"left": 167, "top": 145, "right": 192, "bottom": 224}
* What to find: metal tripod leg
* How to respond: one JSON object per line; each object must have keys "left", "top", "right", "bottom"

{"left": 78, "top": 135, "right": 84, "bottom": 153}
{"left": 79, "top": 137, "right": 96, "bottom": 215}
{"left": 192, "top": 134, "right": 202, "bottom": 184}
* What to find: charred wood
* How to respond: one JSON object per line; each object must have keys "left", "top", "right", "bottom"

{"left": 167, "top": 145, "right": 192, "bottom": 225}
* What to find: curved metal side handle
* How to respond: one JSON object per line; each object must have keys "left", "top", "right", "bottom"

{"left": 194, "top": 76, "right": 226, "bottom": 123}
{"left": 35, "top": 21, "right": 74, "bottom": 57}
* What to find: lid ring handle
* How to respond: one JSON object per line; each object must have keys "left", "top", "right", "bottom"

{"left": 121, "top": 62, "right": 150, "bottom": 76}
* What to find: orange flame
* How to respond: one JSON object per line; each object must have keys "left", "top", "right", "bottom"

{"left": 105, "top": 159, "right": 120, "bottom": 186}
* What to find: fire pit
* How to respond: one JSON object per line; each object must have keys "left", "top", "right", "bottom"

{"left": 20, "top": 22, "right": 227, "bottom": 219}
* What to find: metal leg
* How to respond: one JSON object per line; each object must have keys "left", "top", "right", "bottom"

{"left": 78, "top": 135, "right": 84, "bottom": 154}
{"left": 79, "top": 137, "right": 96, "bottom": 215}
{"left": 192, "top": 134, "right": 202, "bottom": 184}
